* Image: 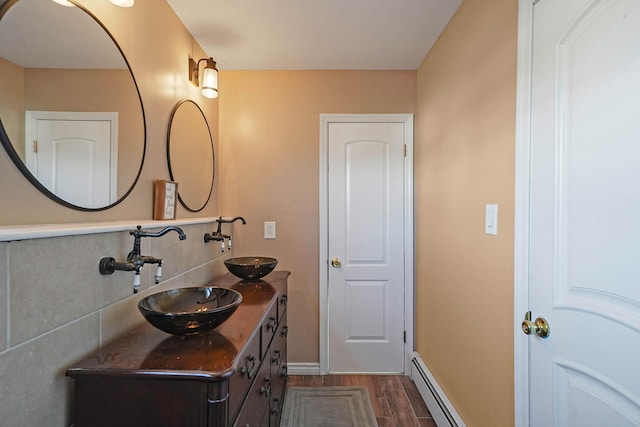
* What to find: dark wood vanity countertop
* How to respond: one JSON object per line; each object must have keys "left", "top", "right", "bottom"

{"left": 67, "top": 271, "right": 290, "bottom": 382}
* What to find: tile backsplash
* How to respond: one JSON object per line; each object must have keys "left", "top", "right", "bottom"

{"left": 1, "top": 243, "right": 7, "bottom": 353}
{"left": 0, "top": 220, "right": 231, "bottom": 426}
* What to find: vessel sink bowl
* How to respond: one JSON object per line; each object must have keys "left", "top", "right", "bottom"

{"left": 138, "top": 287, "right": 242, "bottom": 336}
{"left": 224, "top": 256, "right": 278, "bottom": 281}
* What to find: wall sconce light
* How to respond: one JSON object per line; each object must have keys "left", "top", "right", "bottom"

{"left": 109, "top": 0, "right": 134, "bottom": 7}
{"left": 189, "top": 57, "right": 219, "bottom": 99}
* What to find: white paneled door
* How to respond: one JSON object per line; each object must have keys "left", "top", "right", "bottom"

{"left": 325, "top": 118, "right": 408, "bottom": 373}
{"left": 526, "top": 0, "right": 640, "bottom": 424}
{"left": 25, "top": 111, "right": 117, "bottom": 208}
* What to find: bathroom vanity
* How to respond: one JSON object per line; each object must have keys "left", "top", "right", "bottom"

{"left": 67, "top": 271, "right": 289, "bottom": 427}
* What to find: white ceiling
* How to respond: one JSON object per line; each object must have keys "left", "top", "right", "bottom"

{"left": 166, "top": 0, "right": 463, "bottom": 71}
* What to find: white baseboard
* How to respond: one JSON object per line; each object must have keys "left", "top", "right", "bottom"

{"left": 409, "top": 351, "right": 466, "bottom": 427}
{"left": 287, "top": 362, "right": 321, "bottom": 376}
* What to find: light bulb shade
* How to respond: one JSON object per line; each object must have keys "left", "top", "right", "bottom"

{"left": 202, "top": 87, "right": 218, "bottom": 99}
{"left": 109, "top": 0, "right": 134, "bottom": 7}
{"left": 201, "top": 63, "right": 218, "bottom": 99}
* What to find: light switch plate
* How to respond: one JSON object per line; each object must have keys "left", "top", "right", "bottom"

{"left": 485, "top": 204, "right": 498, "bottom": 235}
{"left": 264, "top": 221, "right": 276, "bottom": 239}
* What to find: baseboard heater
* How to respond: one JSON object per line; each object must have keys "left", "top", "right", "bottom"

{"left": 410, "top": 352, "right": 466, "bottom": 427}
{"left": 286, "top": 362, "right": 321, "bottom": 376}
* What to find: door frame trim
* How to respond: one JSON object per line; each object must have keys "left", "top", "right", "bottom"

{"left": 514, "top": 1, "right": 534, "bottom": 425}
{"left": 319, "top": 113, "right": 414, "bottom": 375}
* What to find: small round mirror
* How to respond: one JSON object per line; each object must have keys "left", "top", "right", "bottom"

{"left": 166, "top": 100, "right": 214, "bottom": 212}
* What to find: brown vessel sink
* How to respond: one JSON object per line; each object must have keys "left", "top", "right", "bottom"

{"left": 138, "top": 287, "right": 242, "bottom": 335}
{"left": 224, "top": 256, "right": 278, "bottom": 281}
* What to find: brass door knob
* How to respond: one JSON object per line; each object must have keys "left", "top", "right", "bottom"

{"left": 522, "top": 311, "right": 550, "bottom": 338}
{"left": 331, "top": 258, "right": 342, "bottom": 268}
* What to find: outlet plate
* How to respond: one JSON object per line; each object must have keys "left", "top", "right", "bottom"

{"left": 264, "top": 221, "right": 276, "bottom": 239}
{"left": 485, "top": 204, "right": 498, "bottom": 235}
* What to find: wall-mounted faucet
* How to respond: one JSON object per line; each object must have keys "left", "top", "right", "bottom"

{"left": 99, "top": 225, "right": 186, "bottom": 293}
{"left": 204, "top": 216, "right": 246, "bottom": 252}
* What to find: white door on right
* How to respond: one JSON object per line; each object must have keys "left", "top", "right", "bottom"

{"left": 528, "top": 0, "right": 640, "bottom": 425}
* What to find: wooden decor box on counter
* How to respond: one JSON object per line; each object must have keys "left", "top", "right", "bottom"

{"left": 153, "top": 180, "right": 178, "bottom": 220}
{"left": 67, "top": 271, "right": 290, "bottom": 427}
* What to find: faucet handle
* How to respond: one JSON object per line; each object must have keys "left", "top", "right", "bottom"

{"left": 133, "top": 272, "right": 141, "bottom": 294}
{"left": 155, "top": 262, "right": 163, "bottom": 284}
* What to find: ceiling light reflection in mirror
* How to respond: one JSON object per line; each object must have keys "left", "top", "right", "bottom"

{"left": 0, "top": 0, "right": 145, "bottom": 210}
{"left": 51, "top": 0, "right": 74, "bottom": 6}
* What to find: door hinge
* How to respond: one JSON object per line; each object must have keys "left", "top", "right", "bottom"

{"left": 33, "top": 140, "right": 38, "bottom": 153}
{"left": 403, "top": 144, "right": 407, "bottom": 157}
{"left": 403, "top": 330, "right": 407, "bottom": 343}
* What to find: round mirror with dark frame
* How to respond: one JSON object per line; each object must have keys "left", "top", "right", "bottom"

{"left": 167, "top": 99, "right": 214, "bottom": 213}
{"left": 0, "top": 0, "right": 146, "bottom": 211}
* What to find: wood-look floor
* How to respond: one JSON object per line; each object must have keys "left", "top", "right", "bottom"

{"left": 286, "top": 375, "right": 436, "bottom": 427}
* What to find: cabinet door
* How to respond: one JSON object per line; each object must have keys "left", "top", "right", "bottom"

{"left": 74, "top": 377, "right": 209, "bottom": 427}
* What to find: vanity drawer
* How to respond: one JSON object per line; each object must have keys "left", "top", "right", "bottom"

{"left": 228, "top": 328, "right": 261, "bottom": 423}
{"left": 270, "top": 310, "right": 287, "bottom": 426}
{"left": 233, "top": 349, "right": 271, "bottom": 427}
{"left": 260, "top": 301, "right": 278, "bottom": 360}
{"left": 277, "top": 285, "right": 288, "bottom": 322}
{"left": 271, "top": 310, "right": 287, "bottom": 377}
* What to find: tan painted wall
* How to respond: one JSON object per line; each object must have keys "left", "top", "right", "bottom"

{"left": 0, "top": 0, "right": 218, "bottom": 224}
{"left": 0, "top": 57, "right": 24, "bottom": 157}
{"left": 414, "top": 0, "right": 517, "bottom": 425}
{"left": 218, "top": 70, "right": 416, "bottom": 362}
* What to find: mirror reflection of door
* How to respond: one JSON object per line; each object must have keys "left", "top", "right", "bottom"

{"left": 25, "top": 111, "right": 118, "bottom": 208}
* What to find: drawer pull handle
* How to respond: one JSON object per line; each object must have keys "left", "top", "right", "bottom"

{"left": 281, "top": 326, "right": 288, "bottom": 337}
{"left": 280, "top": 295, "right": 288, "bottom": 306}
{"left": 272, "top": 349, "right": 281, "bottom": 366}
{"left": 271, "top": 397, "right": 280, "bottom": 415}
{"left": 260, "top": 376, "right": 272, "bottom": 397}
{"left": 240, "top": 353, "right": 256, "bottom": 379}
{"left": 266, "top": 316, "right": 277, "bottom": 333}
{"left": 260, "top": 385, "right": 271, "bottom": 397}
